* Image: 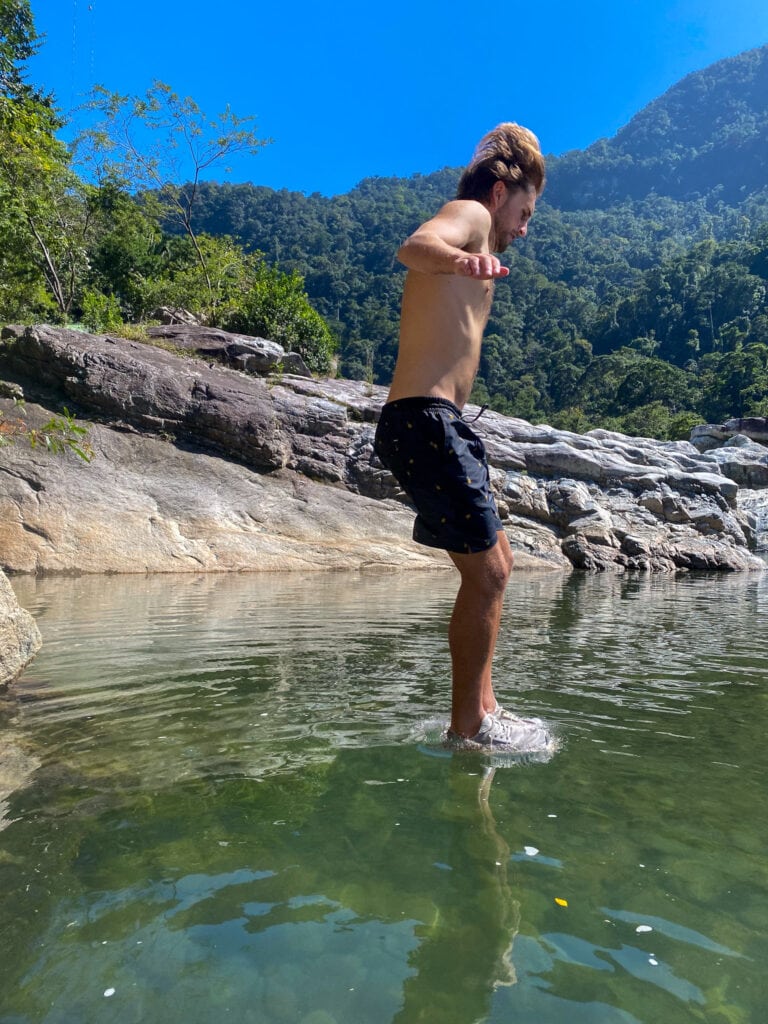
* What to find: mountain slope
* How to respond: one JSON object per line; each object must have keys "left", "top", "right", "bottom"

{"left": 546, "top": 45, "right": 768, "bottom": 208}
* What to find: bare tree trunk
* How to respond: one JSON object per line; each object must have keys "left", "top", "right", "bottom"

{"left": 27, "top": 215, "right": 67, "bottom": 313}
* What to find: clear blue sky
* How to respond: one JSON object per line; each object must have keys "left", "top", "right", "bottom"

{"left": 29, "top": 0, "right": 768, "bottom": 197}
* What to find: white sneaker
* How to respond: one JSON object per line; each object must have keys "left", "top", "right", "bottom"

{"left": 445, "top": 713, "right": 556, "bottom": 756}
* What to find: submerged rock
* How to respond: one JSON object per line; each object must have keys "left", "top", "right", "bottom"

{"left": 0, "top": 324, "right": 765, "bottom": 575}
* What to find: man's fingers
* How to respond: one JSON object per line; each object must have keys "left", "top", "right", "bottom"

{"left": 456, "top": 255, "right": 509, "bottom": 279}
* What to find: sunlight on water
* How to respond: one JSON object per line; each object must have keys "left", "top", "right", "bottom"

{"left": 1, "top": 570, "right": 767, "bottom": 1024}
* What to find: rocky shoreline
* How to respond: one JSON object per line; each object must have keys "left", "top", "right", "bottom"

{"left": 2, "top": 322, "right": 767, "bottom": 684}
{"left": 1, "top": 322, "right": 767, "bottom": 577}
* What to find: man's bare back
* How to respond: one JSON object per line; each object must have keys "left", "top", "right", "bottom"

{"left": 387, "top": 190, "right": 535, "bottom": 409}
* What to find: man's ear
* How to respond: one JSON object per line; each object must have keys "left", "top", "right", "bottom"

{"left": 489, "top": 179, "right": 508, "bottom": 210}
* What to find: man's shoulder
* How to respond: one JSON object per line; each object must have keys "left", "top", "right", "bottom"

{"left": 430, "top": 200, "right": 492, "bottom": 249}
{"left": 436, "top": 199, "right": 492, "bottom": 223}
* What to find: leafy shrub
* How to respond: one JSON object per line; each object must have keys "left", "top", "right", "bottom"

{"left": 80, "top": 289, "right": 123, "bottom": 333}
{"left": 221, "top": 264, "right": 337, "bottom": 376}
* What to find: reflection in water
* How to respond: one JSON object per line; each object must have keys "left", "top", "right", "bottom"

{"left": 0, "top": 570, "right": 767, "bottom": 1023}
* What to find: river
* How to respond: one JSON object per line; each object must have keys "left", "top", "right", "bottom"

{"left": 1, "top": 569, "right": 766, "bottom": 1023}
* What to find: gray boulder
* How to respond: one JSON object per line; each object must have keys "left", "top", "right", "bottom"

{"left": 146, "top": 324, "right": 312, "bottom": 378}
{"left": 691, "top": 416, "right": 768, "bottom": 451}
{"left": 150, "top": 306, "right": 204, "bottom": 326}
{"left": 0, "top": 569, "right": 41, "bottom": 687}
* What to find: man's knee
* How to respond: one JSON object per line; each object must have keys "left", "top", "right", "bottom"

{"left": 490, "top": 540, "right": 514, "bottom": 590}
{"left": 490, "top": 530, "right": 514, "bottom": 583}
{"left": 498, "top": 531, "right": 514, "bottom": 574}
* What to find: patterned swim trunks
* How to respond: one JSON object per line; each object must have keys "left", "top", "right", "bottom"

{"left": 373, "top": 396, "right": 503, "bottom": 555}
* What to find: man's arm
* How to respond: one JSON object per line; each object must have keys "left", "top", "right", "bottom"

{"left": 397, "top": 200, "right": 509, "bottom": 280}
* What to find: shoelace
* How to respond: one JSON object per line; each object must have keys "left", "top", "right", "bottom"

{"left": 466, "top": 403, "right": 489, "bottom": 423}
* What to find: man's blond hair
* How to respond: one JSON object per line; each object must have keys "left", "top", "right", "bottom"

{"left": 457, "top": 123, "right": 546, "bottom": 201}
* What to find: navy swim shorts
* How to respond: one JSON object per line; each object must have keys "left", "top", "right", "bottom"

{"left": 373, "top": 396, "right": 503, "bottom": 554}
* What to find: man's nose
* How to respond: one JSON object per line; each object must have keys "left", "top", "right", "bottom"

{"left": 518, "top": 224, "right": 527, "bottom": 237}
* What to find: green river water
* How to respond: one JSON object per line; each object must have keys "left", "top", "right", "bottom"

{"left": 1, "top": 570, "right": 767, "bottom": 1024}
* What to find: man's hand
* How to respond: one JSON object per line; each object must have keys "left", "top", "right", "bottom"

{"left": 454, "top": 253, "right": 509, "bottom": 279}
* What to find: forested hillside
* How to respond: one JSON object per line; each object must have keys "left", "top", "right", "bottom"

{"left": 546, "top": 46, "right": 768, "bottom": 207}
{"left": 2, "top": 0, "right": 768, "bottom": 438}
{"left": 171, "top": 44, "right": 768, "bottom": 437}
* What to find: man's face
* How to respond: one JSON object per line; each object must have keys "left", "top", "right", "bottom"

{"left": 491, "top": 186, "right": 536, "bottom": 252}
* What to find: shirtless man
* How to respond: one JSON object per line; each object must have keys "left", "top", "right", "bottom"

{"left": 374, "top": 123, "right": 552, "bottom": 753}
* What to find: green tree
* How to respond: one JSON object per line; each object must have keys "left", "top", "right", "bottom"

{"left": 84, "top": 179, "right": 164, "bottom": 320}
{"left": 0, "top": 5, "right": 131, "bottom": 321}
{"left": 76, "top": 81, "right": 271, "bottom": 314}
{"left": 1, "top": 134, "right": 95, "bottom": 318}
{"left": 0, "top": 0, "right": 36, "bottom": 99}
{"left": 700, "top": 343, "right": 768, "bottom": 421}
{"left": 0, "top": 0, "right": 88, "bottom": 319}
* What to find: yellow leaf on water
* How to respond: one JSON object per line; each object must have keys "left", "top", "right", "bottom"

{"left": 555, "top": 897, "right": 568, "bottom": 907}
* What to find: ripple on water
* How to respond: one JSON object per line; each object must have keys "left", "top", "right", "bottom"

{"left": 9, "top": 571, "right": 768, "bottom": 775}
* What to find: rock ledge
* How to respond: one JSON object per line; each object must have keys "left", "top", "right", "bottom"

{"left": 0, "top": 324, "right": 765, "bottom": 575}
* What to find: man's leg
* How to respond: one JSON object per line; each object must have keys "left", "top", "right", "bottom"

{"left": 447, "top": 530, "right": 514, "bottom": 737}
